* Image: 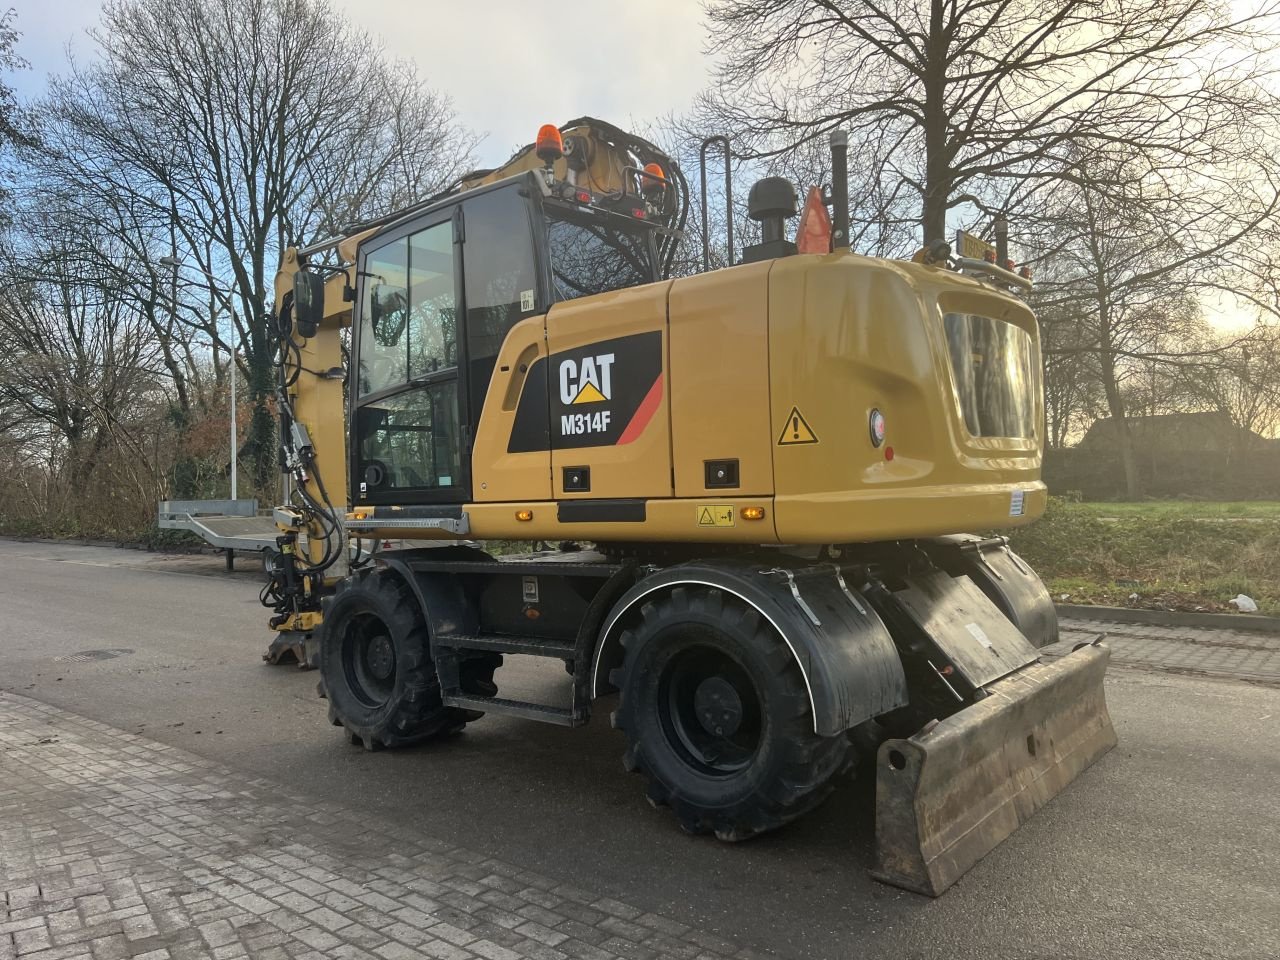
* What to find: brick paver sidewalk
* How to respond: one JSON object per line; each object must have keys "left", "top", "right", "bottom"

{"left": 1053, "top": 617, "right": 1280, "bottom": 684}
{"left": 0, "top": 694, "right": 761, "bottom": 960}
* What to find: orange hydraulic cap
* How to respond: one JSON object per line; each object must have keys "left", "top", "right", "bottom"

{"left": 536, "top": 125, "right": 564, "bottom": 164}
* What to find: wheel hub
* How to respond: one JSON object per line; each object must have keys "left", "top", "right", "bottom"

{"left": 693, "top": 675, "right": 743, "bottom": 737}
{"left": 341, "top": 612, "right": 398, "bottom": 708}
{"left": 366, "top": 634, "right": 395, "bottom": 681}
{"left": 660, "top": 642, "right": 763, "bottom": 777}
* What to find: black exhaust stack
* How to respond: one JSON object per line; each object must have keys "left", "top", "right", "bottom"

{"left": 830, "top": 130, "right": 849, "bottom": 250}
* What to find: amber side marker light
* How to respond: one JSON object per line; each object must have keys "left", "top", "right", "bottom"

{"left": 742, "top": 507, "right": 766, "bottom": 521}
{"left": 516, "top": 509, "right": 534, "bottom": 522}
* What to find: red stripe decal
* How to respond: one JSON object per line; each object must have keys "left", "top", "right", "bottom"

{"left": 616, "top": 374, "right": 664, "bottom": 445}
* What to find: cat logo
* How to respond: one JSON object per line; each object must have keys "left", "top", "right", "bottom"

{"left": 559, "top": 353, "right": 615, "bottom": 405}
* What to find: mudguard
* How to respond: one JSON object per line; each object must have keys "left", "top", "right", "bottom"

{"left": 592, "top": 561, "right": 909, "bottom": 736}
{"left": 873, "top": 640, "right": 1116, "bottom": 895}
{"left": 369, "top": 546, "right": 489, "bottom": 640}
{"left": 926, "top": 535, "right": 1059, "bottom": 648}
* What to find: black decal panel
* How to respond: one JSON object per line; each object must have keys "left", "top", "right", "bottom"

{"left": 551, "top": 331, "right": 662, "bottom": 450}
{"left": 505, "top": 331, "right": 663, "bottom": 454}
{"left": 507, "top": 358, "right": 550, "bottom": 454}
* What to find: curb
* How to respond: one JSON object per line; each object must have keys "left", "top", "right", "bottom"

{"left": 1057, "top": 603, "right": 1280, "bottom": 635}
{"left": 3, "top": 535, "right": 217, "bottom": 556}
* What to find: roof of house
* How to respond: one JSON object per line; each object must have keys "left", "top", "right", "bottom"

{"left": 1077, "top": 411, "right": 1266, "bottom": 451}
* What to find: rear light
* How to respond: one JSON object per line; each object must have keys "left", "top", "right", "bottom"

{"left": 869, "top": 408, "right": 886, "bottom": 447}
{"left": 631, "top": 208, "right": 646, "bottom": 219}
{"left": 983, "top": 250, "right": 996, "bottom": 263}
{"left": 575, "top": 189, "right": 591, "bottom": 204}
{"left": 1019, "top": 265, "right": 1033, "bottom": 280}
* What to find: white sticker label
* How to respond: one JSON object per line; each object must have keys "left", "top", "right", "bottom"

{"left": 965, "top": 622, "right": 993, "bottom": 649}
{"left": 520, "top": 289, "right": 535, "bottom": 312}
{"left": 1010, "top": 489, "right": 1025, "bottom": 517}
{"left": 522, "top": 576, "right": 539, "bottom": 603}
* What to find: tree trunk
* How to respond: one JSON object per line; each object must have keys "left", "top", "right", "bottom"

{"left": 245, "top": 344, "right": 276, "bottom": 496}
{"left": 1099, "top": 354, "right": 1141, "bottom": 498}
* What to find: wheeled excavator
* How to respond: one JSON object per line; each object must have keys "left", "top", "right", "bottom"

{"left": 261, "top": 118, "right": 1116, "bottom": 896}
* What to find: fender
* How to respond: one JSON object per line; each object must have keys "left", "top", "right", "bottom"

{"left": 923, "top": 535, "right": 1058, "bottom": 648}
{"left": 591, "top": 561, "right": 909, "bottom": 737}
{"left": 368, "top": 546, "right": 490, "bottom": 642}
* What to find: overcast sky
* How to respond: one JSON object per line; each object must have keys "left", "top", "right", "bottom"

{"left": 1, "top": 1, "right": 1259, "bottom": 330}
{"left": 6, "top": 0, "right": 711, "bottom": 167}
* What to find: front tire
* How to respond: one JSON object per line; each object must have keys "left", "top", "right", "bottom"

{"left": 611, "top": 586, "right": 849, "bottom": 840}
{"left": 320, "top": 570, "right": 478, "bottom": 750}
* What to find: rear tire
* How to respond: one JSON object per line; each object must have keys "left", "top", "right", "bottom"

{"left": 611, "top": 586, "right": 849, "bottom": 840}
{"left": 320, "top": 570, "right": 480, "bottom": 750}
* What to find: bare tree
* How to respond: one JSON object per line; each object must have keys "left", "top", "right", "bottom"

{"left": 1025, "top": 146, "right": 1278, "bottom": 495}
{"left": 1173, "top": 330, "right": 1280, "bottom": 441}
{"left": 696, "top": 0, "right": 1280, "bottom": 247}
{"left": 36, "top": 0, "right": 478, "bottom": 490}
{"left": 0, "top": 218, "right": 168, "bottom": 524}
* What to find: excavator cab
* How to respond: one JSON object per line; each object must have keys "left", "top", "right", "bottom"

{"left": 350, "top": 172, "right": 660, "bottom": 506}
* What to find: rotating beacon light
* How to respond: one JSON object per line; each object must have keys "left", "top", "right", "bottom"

{"left": 637, "top": 162, "right": 667, "bottom": 219}
{"left": 536, "top": 124, "right": 563, "bottom": 184}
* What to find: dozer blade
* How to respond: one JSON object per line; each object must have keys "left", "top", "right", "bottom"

{"left": 873, "top": 641, "right": 1116, "bottom": 896}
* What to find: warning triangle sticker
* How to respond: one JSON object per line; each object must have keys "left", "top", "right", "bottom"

{"left": 777, "top": 406, "right": 819, "bottom": 445}
{"left": 698, "top": 507, "right": 715, "bottom": 525}
{"left": 572, "top": 382, "right": 607, "bottom": 404}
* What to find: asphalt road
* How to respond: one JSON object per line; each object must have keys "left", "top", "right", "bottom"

{"left": 1, "top": 538, "right": 1277, "bottom": 960}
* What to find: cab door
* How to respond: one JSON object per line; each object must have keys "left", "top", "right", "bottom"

{"left": 351, "top": 210, "right": 467, "bottom": 505}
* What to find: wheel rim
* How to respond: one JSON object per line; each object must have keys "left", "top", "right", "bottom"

{"left": 659, "top": 642, "right": 762, "bottom": 776}
{"left": 342, "top": 612, "right": 397, "bottom": 708}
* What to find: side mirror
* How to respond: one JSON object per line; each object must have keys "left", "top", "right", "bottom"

{"left": 293, "top": 270, "right": 326, "bottom": 338}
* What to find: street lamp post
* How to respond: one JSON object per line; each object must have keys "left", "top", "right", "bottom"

{"left": 158, "top": 255, "right": 239, "bottom": 500}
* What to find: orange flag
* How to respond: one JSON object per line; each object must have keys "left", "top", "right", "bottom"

{"left": 796, "top": 186, "right": 833, "bottom": 254}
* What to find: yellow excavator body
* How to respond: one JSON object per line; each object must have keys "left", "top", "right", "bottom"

{"left": 343, "top": 252, "right": 1046, "bottom": 545}
{"left": 261, "top": 119, "right": 1112, "bottom": 899}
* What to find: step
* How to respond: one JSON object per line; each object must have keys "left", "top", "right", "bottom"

{"left": 443, "top": 695, "right": 579, "bottom": 727}
{"left": 435, "top": 635, "right": 577, "bottom": 659}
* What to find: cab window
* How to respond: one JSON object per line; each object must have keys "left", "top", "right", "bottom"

{"left": 357, "top": 220, "right": 457, "bottom": 397}
{"left": 463, "top": 188, "right": 538, "bottom": 419}
{"left": 356, "top": 381, "right": 461, "bottom": 494}
{"left": 545, "top": 209, "right": 654, "bottom": 302}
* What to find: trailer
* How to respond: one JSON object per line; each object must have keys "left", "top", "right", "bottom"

{"left": 157, "top": 499, "right": 279, "bottom": 571}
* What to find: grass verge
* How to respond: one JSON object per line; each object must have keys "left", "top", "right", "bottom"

{"left": 1066, "top": 500, "right": 1280, "bottom": 520}
{"left": 1004, "top": 499, "right": 1280, "bottom": 616}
